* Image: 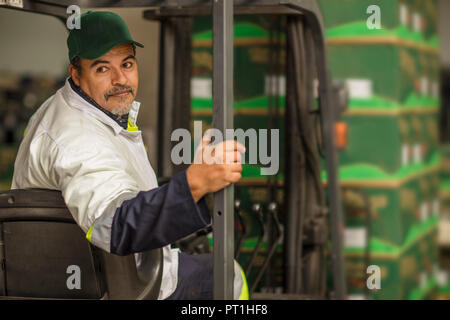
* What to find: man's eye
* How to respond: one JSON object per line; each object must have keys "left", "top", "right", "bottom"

{"left": 123, "top": 62, "right": 133, "bottom": 68}
{"left": 96, "top": 66, "right": 108, "bottom": 73}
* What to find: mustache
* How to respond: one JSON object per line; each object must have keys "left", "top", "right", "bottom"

{"left": 104, "top": 85, "right": 135, "bottom": 101}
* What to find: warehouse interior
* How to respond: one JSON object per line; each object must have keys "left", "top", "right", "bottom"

{"left": 1, "top": 0, "right": 450, "bottom": 300}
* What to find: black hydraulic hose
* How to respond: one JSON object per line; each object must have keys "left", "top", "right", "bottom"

{"left": 284, "top": 17, "right": 301, "bottom": 293}
{"left": 234, "top": 198, "right": 247, "bottom": 259}
{"left": 263, "top": 16, "right": 284, "bottom": 292}
{"left": 291, "top": 19, "right": 308, "bottom": 294}
{"left": 250, "top": 202, "right": 283, "bottom": 294}
{"left": 265, "top": 20, "right": 276, "bottom": 292}
{"left": 304, "top": 26, "right": 325, "bottom": 208}
{"left": 303, "top": 24, "right": 327, "bottom": 296}
{"left": 294, "top": 21, "right": 324, "bottom": 212}
{"left": 285, "top": 17, "right": 327, "bottom": 296}
{"left": 245, "top": 203, "right": 266, "bottom": 278}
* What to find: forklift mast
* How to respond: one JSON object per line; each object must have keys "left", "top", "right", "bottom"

{"left": 0, "top": 0, "right": 346, "bottom": 300}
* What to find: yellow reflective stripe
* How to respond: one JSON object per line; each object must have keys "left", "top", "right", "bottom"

{"left": 127, "top": 119, "right": 139, "bottom": 131}
{"left": 86, "top": 223, "right": 94, "bottom": 243}
{"left": 239, "top": 268, "right": 249, "bottom": 300}
{"left": 23, "top": 127, "right": 27, "bottom": 138}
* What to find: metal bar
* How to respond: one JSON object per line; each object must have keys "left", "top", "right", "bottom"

{"left": 143, "top": 6, "right": 302, "bottom": 19}
{"left": 157, "top": 19, "right": 176, "bottom": 178}
{"left": 0, "top": 0, "right": 319, "bottom": 19}
{"left": 31, "top": 0, "right": 297, "bottom": 8}
{"left": 212, "top": 0, "right": 234, "bottom": 300}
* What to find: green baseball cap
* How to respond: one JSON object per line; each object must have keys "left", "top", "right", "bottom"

{"left": 67, "top": 11, "right": 144, "bottom": 62}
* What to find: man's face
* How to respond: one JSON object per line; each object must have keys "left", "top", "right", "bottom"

{"left": 69, "top": 43, "right": 138, "bottom": 116}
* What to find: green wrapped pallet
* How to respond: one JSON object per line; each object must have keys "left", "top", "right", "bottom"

{"left": 340, "top": 111, "right": 421, "bottom": 175}
{"left": 409, "top": 224, "right": 439, "bottom": 299}
{"left": 404, "top": 48, "right": 441, "bottom": 108}
{"left": 192, "top": 16, "right": 285, "bottom": 104}
{"left": 407, "top": 0, "right": 439, "bottom": 46}
{"left": 440, "top": 145, "right": 450, "bottom": 181}
{"left": 421, "top": 0, "right": 439, "bottom": 46}
{"left": 420, "top": 111, "right": 440, "bottom": 163}
{"left": 438, "top": 152, "right": 450, "bottom": 247}
{"left": 339, "top": 162, "right": 439, "bottom": 247}
{"left": 192, "top": 103, "right": 439, "bottom": 180}
{"left": 328, "top": 44, "right": 438, "bottom": 107}
{"left": 318, "top": 0, "right": 437, "bottom": 49}
{"left": 343, "top": 217, "right": 438, "bottom": 299}
{"left": 191, "top": 95, "right": 285, "bottom": 117}
{"left": 318, "top": 0, "right": 404, "bottom": 31}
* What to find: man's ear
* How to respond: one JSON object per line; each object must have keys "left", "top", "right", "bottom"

{"left": 68, "top": 64, "right": 81, "bottom": 86}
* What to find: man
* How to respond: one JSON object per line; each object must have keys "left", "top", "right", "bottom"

{"left": 12, "top": 11, "right": 248, "bottom": 300}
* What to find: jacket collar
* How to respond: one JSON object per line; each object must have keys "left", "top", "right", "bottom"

{"left": 61, "top": 77, "right": 141, "bottom": 136}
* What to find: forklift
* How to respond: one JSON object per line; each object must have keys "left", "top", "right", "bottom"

{"left": 0, "top": 0, "right": 346, "bottom": 300}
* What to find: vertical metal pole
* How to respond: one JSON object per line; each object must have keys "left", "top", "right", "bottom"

{"left": 157, "top": 20, "right": 175, "bottom": 178}
{"left": 212, "top": 0, "right": 234, "bottom": 300}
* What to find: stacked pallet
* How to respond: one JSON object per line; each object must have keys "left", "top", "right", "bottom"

{"left": 318, "top": 0, "right": 444, "bottom": 299}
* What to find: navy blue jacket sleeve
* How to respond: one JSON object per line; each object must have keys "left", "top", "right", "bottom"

{"left": 110, "top": 169, "right": 211, "bottom": 255}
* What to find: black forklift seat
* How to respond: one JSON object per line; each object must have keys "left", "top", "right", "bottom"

{"left": 0, "top": 189, "right": 163, "bottom": 300}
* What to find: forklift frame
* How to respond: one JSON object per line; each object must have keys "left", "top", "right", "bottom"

{"left": 0, "top": 0, "right": 346, "bottom": 300}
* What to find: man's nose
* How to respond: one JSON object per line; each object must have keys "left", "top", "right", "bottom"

{"left": 111, "top": 67, "right": 127, "bottom": 86}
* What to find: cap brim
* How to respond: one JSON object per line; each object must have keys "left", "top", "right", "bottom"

{"left": 133, "top": 41, "right": 144, "bottom": 48}
{"left": 79, "top": 39, "right": 144, "bottom": 60}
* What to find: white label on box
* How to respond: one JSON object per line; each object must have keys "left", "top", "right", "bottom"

{"left": 413, "top": 13, "right": 422, "bottom": 32}
{"left": 433, "top": 199, "right": 440, "bottom": 217}
{"left": 439, "top": 219, "right": 450, "bottom": 246}
{"left": 264, "top": 75, "right": 286, "bottom": 96}
{"left": 413, "top": 144, "right": 422, "bottom": 163}
{"left": 437, "top": 271, "right": 449, "bottom": 287}
{"left": 348, "top": 294, "right": 366, "bottom": 300}
{"left": 191, "top": 78, "right": 212, "bottom": 99}
{"left": 420, "top": 202, "right": 429, "bottom": 222}
{"left": 345, "top": 79, "right": 373, "bottom": 99}
{"left": 420, "top": 272, "right": 427, "bottom": 289}
{"left": 344, "top": 227, "right": 367, "bottom": 248}
{"left": 401, "top": 144, "right": 409, "bottom": 166}
{"left": 420, "top": 76, "right": 429, "bottom": 96}
{"left": 432, "top": 264, "right": 448, "bottom": 287}
{"left": 399, "top": 4, "right": 409, "bottom": 26}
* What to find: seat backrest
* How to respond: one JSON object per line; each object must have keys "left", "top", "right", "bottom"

{"left": 0, "top": 189, "right": 163, "bottom": 300}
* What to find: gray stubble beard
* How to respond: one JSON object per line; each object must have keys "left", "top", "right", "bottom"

{"left": 105, "top": 86, "right": 135, "bottom": 116}
{"left": 110, "top": 100, "right": 133, "bottom": 116}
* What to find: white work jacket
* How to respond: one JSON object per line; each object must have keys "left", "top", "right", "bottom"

{"left": 11, "top": 78, "right": 181, "bottom": 299}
